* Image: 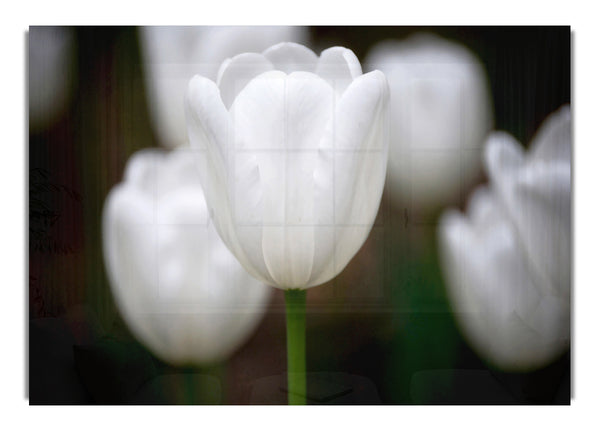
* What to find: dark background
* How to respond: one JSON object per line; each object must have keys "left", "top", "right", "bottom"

{"left": 28, "top": 26, "right": 570, "bottom": 404}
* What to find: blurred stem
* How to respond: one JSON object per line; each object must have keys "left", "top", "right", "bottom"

{"left": 285, "top": 289, "right": 307, "bottom": 405}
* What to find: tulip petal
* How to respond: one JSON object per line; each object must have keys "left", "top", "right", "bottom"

{"left": 186, "top": 75, "right": 275, "bottom": 285}
{"left": 103, "top": 186, "right": 165, "bottom": 356}
{"left": 216, "top": 52, "right": 274, "bottom": 109}
{"left": 485, "top": 129, "right": 571, "bottom": 298}
{"left": 438, "top": 188, "right": 570, "bottom": 371}
{"left": 260, "top": 152, "right": 316, "bottom": 288}
{"left": 529, "top": 105, "right": 571, "bottom": 165}
{"left": 315, "top": 46, "right": 363, "bottom": 97}
{"left": 327, "top": 69, "right": 389, "bottom": 153}
{"left": 484, "top": 131, "right": 525, "bottom": 175}
{"left": 230, "top": 70, "right": 335, "bottom": 287}
{"left": 513, "top": 162, "right": 571, "bottom": 298}
{"left": 186, "top": 75, "right": 230, "bottom": 158}
{"left": 230, "top": 70, "right": 334, "bottom": 150}
{"left": 308, "top": 70, "right": 389, "bottom": 286}
{"left": 262, "top": 42, "right": 318, "bottom": 74}
{"left": 186, "top": 75, "right": 235, "bottom": 240}
{"left": 158, "top": 147, "right": 206, "bottom": 195}
{"left": 123, "top": 149, "right": 163, "bottom": 193}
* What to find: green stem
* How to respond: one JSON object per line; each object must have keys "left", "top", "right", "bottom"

{"left": 285, "top": 289, "right": 307, "bottom": 405}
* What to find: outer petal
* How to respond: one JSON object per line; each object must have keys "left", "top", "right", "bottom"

{"left": 307, "top": 70, "right": 390, "bottom": 286}
{"left": 102, "top": 150, "right": 271, "bottom": 365}
{"left": 315, "top": 46, "right": 363, "bottom": 97}
{"left": 438, "top": 187, "right": 570, "bottom": 371}
{"left": 185, "top": 75, "right": 232, "bottom": 237}
{"left": 185, "top": 75, "right": 275, "bottom": 286}
{"left": 262, "top": 42, "right": 318, "bottom": 74}
{"left": 230, "top": 71, "right": 335, "bottom": 288}
{"left": 485, "top": 126, "right": 571, "bottom": 299}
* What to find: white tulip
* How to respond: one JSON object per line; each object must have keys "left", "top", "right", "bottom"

{"left": 438, "top": 106, "right": 571, "bottom": 371}
{"left": 103, "top": 149, "right": 271, "bottom": 365}
{"left": 185, "top": 42, "right": 390, "bottom": 290}
{"left": 139, "top": 26, "right": 309, "bottom": 148}
{"left": 366, "top": 33, "right": 493, "bottom": 209}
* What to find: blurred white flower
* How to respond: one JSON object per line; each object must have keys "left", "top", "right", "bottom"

{"left": 366, "top": 33, "right": 493, "bottom": 209}
{"left": 103, "top": 149, "right": 271, "bottom": 365}
{"left": 29, "top": 26, "right": 75, "bottom": 131}
{"left": 185, "top": 42, "right": 389, "bottom": 289}
{"left": 438, "top": 106, "right": 571, "bottom": 371}
{"left": 139, "top": 26, "right": 309, "bottom": 148}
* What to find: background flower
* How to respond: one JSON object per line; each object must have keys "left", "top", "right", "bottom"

{"left": 29, "top": 26, "right": 76, "bottom": 132}
{"left": 185, "top": 43, "right": 389, "bottom": 289}
{"left": 366, "top": 33, "right": 493, "bottom": 210}
{"left": 438, "top": 106, "right": 570, "bottom": 371}
{"left": 139, "top": 26, "right": 309, "bottom": 148}
{"left": 103, "top": 149, "right": 271, "bottom": 365}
